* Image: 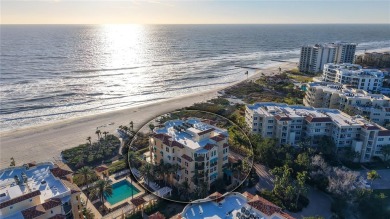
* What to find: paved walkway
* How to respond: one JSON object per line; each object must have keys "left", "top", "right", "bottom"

{"left": 288, "top": 187, "right": 333, "bottom": 219}
{"left": 80, "top": 192, "right": 102, "bottom": 218}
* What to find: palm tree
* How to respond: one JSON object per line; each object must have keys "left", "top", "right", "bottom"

{"left": 82, "top": 207, "right": 95, "bottom": 219}
{"left": 129, "top": 121, "right": 134, "bottom": 132}
{"left": 10, "top": 157, "right": 15, "bottom": 167}
{"left": 102, "top": 131, "right": 109, "bottom": 140}
{"left": 92, "top": 179, "right": 113, "bottom": 203}
{"left": 139, "top": 163, "right": 153, "bottom": 186}
{"left": 86, "top": 137, "right": 92, "bottom": 146}
{"left": 95, "top": 130, "right": 101, "bottom": 141}
{"left": 367, "top": 170, "right": 381, "bottom": 186}
{"left": 76, "top": 166, "right": 94, "bottom": 205}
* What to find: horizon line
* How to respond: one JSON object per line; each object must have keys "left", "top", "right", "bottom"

{"left": 1, "top": 23, "right": 390, "bottom": 25}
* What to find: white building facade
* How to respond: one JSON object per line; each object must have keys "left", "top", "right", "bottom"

{"left": 299, "top": 42, "right": 356, "bottom": 73}
{"left": 304, "top": 82, "right": 390, "bottom": 125}
{"left": 245, "top": 102, "right": 390, "bottom": 162}
{"left": 322, "top": 63, "right": 385, "bottom": 92}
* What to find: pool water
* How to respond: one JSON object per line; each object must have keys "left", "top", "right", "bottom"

{"left": 105, "top": 180, "right": 140, "bottom": 205}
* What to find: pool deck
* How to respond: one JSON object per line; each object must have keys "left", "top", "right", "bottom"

{"left": 104, "top": 175, "right": 145, "bottom": 209}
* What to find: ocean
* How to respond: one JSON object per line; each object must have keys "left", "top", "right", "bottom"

{"left": 1, "top": 24, "right": 390, "bottom": 132}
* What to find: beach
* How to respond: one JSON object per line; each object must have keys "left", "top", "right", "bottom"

{"left": 0, "top": 62, "right": 296, "bottom": 168}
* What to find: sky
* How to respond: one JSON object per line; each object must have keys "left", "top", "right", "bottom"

{"left": 1, "top": 0, "right": 390, "bottom": 24}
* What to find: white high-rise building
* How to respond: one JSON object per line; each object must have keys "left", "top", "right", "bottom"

{"left": 245, "top": 102, "right": 390, "bottom": 162}
{"left": 299, "top": 42, "right": 356, "bottom": 73}
{"left": 322, "top": 63, "right": 385, "bottom": 92}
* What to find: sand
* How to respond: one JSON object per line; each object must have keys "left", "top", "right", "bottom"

{"left": 0, "top": 61, "right": 297, "bottom": 168}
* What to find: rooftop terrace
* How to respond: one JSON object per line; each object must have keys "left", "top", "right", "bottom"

{"left": 154, "top": 118, "right": 228, "bottom": 150}
{"left": 0, "top": 162, "right": 71, "bottom": 216}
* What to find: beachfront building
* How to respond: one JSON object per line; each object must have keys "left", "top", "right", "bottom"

{"left": 355, "top": 51, "right": 390, "bottom": 68}
{"left": 245, "top": 102, "right": 390, "bottom": 162}
{"left": 304, "top": 82, "right": 390, "bottom": 125}
{"left": 149, "top": 118, "right": 229, "bottom": 191}
{"left": 299, "top": 42, "right": 356, "bottom": 73}
{"left": 176, "top": 191, "right": 294, "bottom": 219}
{"left": 0, "top": 162, "right": 82, "bottom": 219}
{"left": 322, "top": 63, "right": 385, "bottom": 92}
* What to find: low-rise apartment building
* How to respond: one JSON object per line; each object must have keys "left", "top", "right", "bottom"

{"left": 0, "top": 162, "right": 82, "bottom": 219}
{"left": 304, "top": 82, "right": 390, "bottom": 125}
{"left": 177, "top": 191, "right": 295, "bottom": 219}
{"left": 322, "top": 63, "right": 385, "bottom": 92}
{"left": 149, "top": 118, "right": 229, "bottom": 191}
{"left": 245, "top": 102, "right": 390, "bottom": 162}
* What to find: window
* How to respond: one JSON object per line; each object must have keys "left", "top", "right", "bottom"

{"left": 254, "top": 117, "right": 258, "bottom": 120}
{"left": 173, "top": 148, "right": 175, "bottom": 153}
{"left": 51, "top": 210, "right": 53, "bottom": 214}
{"left": 268, "top": 126, "right": 273, "bottom": 129}
{"left": 378, "top": 138, "right": 384, "bottom": 141}
{"left": 315, "top": 129, "right": 320, "bottom": 133}
{"left": 166, "top": 147, "right": 169, "bottom": 152}
{"left": 185, "top": 162, "right": 188, "bottom": 167}
{"left": 267, "top": 132, "right": 273, "bottom": 135}
{"left": 254, "top": 123, "right": 257, "bottom": 126}
{"left": 253, "top": 128, "right": 257, "bottom": 131}
{"left": 268, "top": 120, "right": 274, "bottom": 123}
{"left": 316, "top": 123, "right": 321, "bottom": 126}
{"left": 185, "top": 170, "right": 188, "bottom": 174}
{"left": 177, "top": 158, "right": 181, "bottom": 163}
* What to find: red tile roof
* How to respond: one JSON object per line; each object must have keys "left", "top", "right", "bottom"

{"left": 378, "top": 130, "right": 390, "bottom": 136}
{"left": 41, "top": 198, "right": 62, "bottom": 210}
{"left": 95, "top": 165, "right": 109, "bottom": 172}
{"left": 198, "top": 128, "right": 215, "bottom": 136}
{"left": 22, "top": 205, "right": 45, "bottom": 219}
{"left": 0, "top": 190, "right": 41, "bottom": 209}
{"left": 223, "top": 143, "right": 229, "bottom": 148}
{"left": 181, "top": 154, "right": 193, "bottom": 162}
{"left": 247, "top": 195, "right": 282, "bottom": 216}
{"left": 210, "top": 135, "right": 225, "bottom": 142}
{"left": 50, "top": 167, "right": 73, "bottom": 178}
{"left": 305, "top": 116, "right": 332, "bottom": 123}
{"left": 363, "top": 124, "right": 380, "bottom": 130}
{"left": 204, "top": 143, "right": 215, "bottom": 151}
{"left": 148, "top": 211, "right": 166, "bottom": 219}
{"left": 275, "top": 114, "right": 292, "bottom": 121}
{"left": 48, "top": 215, "right": 66, "bottom": 219}
{"left": 171, "top": 140, "right": 185, "bottom": 149}
{"left": 131, "top": 197, "right": 146, "bottom": 207}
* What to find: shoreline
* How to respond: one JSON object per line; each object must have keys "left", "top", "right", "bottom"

{"left": 0, "top": 62, "right": 295, "bottom": 168}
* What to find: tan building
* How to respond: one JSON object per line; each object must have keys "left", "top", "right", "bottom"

{"left": 149, "top": 118, "right": 229, "bottom": 191}
{"left": 245, "top": 102, "right": 390, "bottom": 162}
{"left": 0, "top": 162, "right": 82, "bottom": 219}
{"left": 355, "top": 51, "right": 390, "bottom": 68}
{"left": 304, "top": 82, "right": 390, "bottom": 125}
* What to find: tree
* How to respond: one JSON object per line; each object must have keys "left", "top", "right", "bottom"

{"left": 148, "top": 123, "right": 155, "bottom": 133}
{"left": 86, "top": 137, "right": 92, "bottom": 146}
{"left": 76, "top": 166, "right": 94, "bottom": 205}
{"left": 295, "top": 171, "right": 308, "bottom": 207}
{"left": 82, "top": 207, "right": 95, "bottom": 219}
{"left": 92, "top": 179, "right": 113, "bottom": 203}
{"left": 10, "top": 157, "right": 15, "bottom": 167}
{"left": 95, "top": 129, "right": 101, "bottom": 140}
{"left": 367, "top": 170, "right": 381, "bottom": 186}
{"left": 139, "top": 163, "right": 153, "bottom": 186}
{"left": 380, "top": 145, "right": 390, "bottom": 161}
{"left": 103, "top": 131, "right": 109, "bottom": 140}
{"left": 129, "top": 121, "right": 134, "bottom": 132}
{"left": 271, "top": 164, "right": 295, "bottom": 202}
{"left": 295, "top": 152, "right": 310, "bottom": 171}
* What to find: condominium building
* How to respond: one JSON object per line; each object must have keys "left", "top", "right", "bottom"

{"left": 245, "top": 102, "right": 390, "bottom": 162}
{"left": 299, "top": 44, "right": 336, "bottom": 73}
{"left": 299, "top": 42, "right": 356, "bottom": 73}
{"left": 149, "top": 118, "right": 229, "bottom": 191}
{"left": 304, "top": 82, "right": 390, "bottom": 125}
{"left": 355, "top": 51, "right": 390, "bottom": 68}
{"left": 177, "top": 191, "right": 295, "bottom": 219}
{"left": 334, "top": 42, "right": 357, "bottom": 64}
{"left": 322, "top": 63, "right": 385, "bottom": 92}
{"left": 0, "top": 162, "right": 82, "bottom": 219}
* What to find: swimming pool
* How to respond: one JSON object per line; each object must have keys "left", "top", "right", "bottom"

{"left": 105, "top": 180, "right": 140, "bottom": 205}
